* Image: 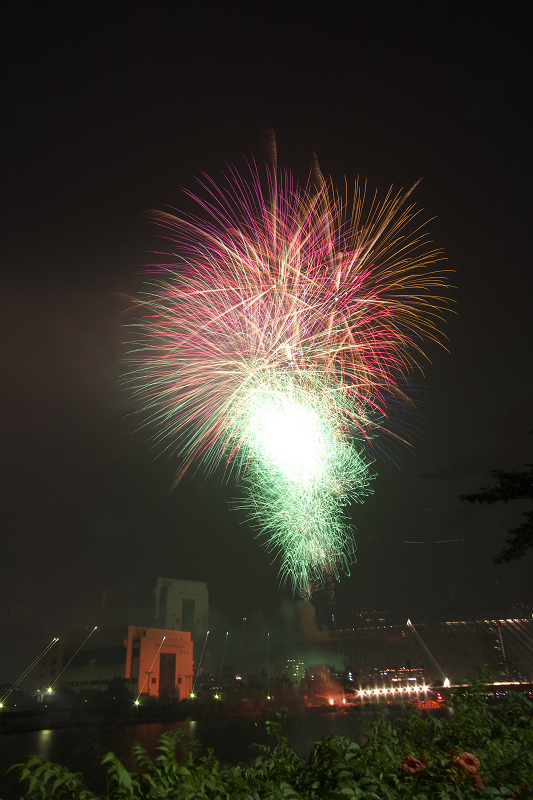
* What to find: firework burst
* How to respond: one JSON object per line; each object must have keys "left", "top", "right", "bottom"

{"left": 127, "top": 143, "right": 451, "bottom": 594}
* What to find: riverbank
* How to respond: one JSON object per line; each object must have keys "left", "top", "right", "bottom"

{"left": 3, "top": 688, "right": 532, "bottom": 800}
{"left": 0, "top": 694, "right": 444, "bottom": 735}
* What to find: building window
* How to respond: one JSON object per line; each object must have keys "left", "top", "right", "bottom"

{"left": 152, "top": 677, "right": 156, "bottom": 684}
{"left": 182, "top": 599, "right": 196, "bottom": 635}
{"left": 158, "top": 585, "right": 168, "bottom": 623}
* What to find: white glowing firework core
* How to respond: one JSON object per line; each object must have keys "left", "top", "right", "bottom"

{"left": 250, "top": 395, "right": 327, "bottom": 485}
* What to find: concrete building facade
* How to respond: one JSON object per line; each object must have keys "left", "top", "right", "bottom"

{"left": 154, "top": 578, "right": 208, "bottom": 639}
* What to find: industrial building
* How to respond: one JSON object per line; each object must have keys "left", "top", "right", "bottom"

{"left": 37, "top": 625, "right": 193, "bottom": 699}
{"left": 30, "top": 576, "right": 209, "bottom": 701}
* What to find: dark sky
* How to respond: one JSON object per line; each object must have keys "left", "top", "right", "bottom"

{"left": 2, "top": 3, "right": 532, "bottom": 684}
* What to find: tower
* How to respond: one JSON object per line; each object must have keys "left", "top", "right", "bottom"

{"left": 154, "top": 578, "right": 208, "bottom": 639}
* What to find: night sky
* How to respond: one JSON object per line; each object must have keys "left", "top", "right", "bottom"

{"left": 2, "top": 3, "right": 532, "bottom": 684}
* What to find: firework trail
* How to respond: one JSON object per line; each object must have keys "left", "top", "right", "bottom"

{"left": 127, "top": 141, "right": 450, "bottom": 594}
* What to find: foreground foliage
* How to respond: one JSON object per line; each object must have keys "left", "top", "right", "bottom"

{"left": 6, "top": 686, "right": 533, "bottom": 799}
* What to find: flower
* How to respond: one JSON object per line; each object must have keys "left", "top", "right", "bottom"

{"left": 457, "top": 752, "right": 481, "bottom": 775}
{"left": 448, "top": 750, "right": 482, "bottom": 788}
{"left": 402, "top": 754, "right": 426, "bottom": 775}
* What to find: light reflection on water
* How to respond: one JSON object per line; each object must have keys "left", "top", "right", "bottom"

{"left": 34, "top": 728, "right": 53, "bottom": 761}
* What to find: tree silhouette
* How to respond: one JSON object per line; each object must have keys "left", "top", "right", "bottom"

{"left": 461, "top": 465, "right": 533, "bottom": 562}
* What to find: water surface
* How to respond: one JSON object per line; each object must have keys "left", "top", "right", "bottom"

{"left": 1, "top": 711, "right": 370, "bottom": 799}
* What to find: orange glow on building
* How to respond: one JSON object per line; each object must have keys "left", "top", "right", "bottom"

{"left": 125, "top": 626, "right": 193, "bottom": 698}
{"left": 37, "top": 625, "right": 193, "bottom": 700}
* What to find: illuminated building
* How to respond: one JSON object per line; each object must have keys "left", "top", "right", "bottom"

{"left": 154, "top": 577, "right": 209, "bottom": 639}
{"left": 365, "top": 665, "right": 426, "bottom": 687}
{"left": 284, "top": 658, "right": 306, "bottom": 683}
{"left": 355, "top": 610, "right": 390, "bottom": 626}
{"left": 37, "top": 625, "right": 193, "bottom": 699}
{"left": 337, "top": 618, "right": 533, "bottom": 685}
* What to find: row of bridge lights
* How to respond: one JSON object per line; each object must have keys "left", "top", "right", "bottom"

{"left": 357, "top": 684, "right": 429, "bottom": 698}
{"left": 188, "top": 685, "right": 434, "bottom": 702}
